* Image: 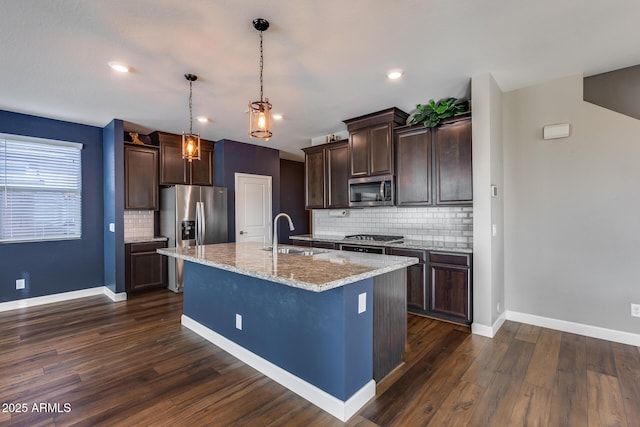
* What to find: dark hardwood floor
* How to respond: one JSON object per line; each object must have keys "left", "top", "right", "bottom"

{"left": 1, "top": 291, "right": 638, "bottom": 426}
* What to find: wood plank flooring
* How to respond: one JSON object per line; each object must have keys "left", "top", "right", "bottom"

{"left": 1, "top": 291, "right": 639, "bottom": 426}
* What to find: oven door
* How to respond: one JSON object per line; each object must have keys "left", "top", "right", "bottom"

{"left": 348, "top": 175, "right": 394, "bottom": 207}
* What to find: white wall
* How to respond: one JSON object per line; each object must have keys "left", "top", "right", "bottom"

{"left": 503, "top": 74, "right": 640, "bottom": 335}
{"left": 471, "top": 73, "right": 505, "bottom": 334}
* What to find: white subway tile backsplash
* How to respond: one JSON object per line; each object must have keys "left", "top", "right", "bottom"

{"left": 312, "top": 206, "right": 473, "bottom": 245}
{"left": 124, "top": 210, "right": 155, "bottom": 240}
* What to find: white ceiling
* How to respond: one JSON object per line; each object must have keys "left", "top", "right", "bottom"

{"left": 2, "top": 0, "right": 639, "bottom": 160}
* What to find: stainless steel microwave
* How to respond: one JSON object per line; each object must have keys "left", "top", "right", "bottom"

{"left": 348, "top": 175, "right": 394, "bottom": 207}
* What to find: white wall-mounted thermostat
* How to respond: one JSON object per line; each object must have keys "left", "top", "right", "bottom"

{"left": 543, "top": 123, "right": 571, "bottom": 140}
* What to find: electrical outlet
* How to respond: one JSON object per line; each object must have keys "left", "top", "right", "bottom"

{"left": 631, "top": 304, "right": 640, "bottom": 318}
{"left": 358, "top": 293, "right": 367, "bottom": 314}
{"left": 16, "top": 279, "right": 25, "bottom": 290}
{"left": 235, "top": 314, "right": 242, "bottom": 330}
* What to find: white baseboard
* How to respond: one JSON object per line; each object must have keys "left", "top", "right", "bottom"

{"left": 471, "top": 311, "right": 506, "bottom": 338}
{"left": 181, "top": 315, "right": 375, "bottom": 422}
{"left": 0, "top": 286, "right": 126, "bottom": 312}
{"left": 103, "top": 286, "right": 127, "bottom": 302}
{"left": 506, "top": 310, "right": 640, "bottom": 347}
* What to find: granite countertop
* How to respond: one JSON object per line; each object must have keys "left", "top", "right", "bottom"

{"left": 157, "top": 242, "right": 418, "bottom": 292}
{"left": 290, "top": 234, "right": 473, "bottom": 254}
{"left": 125, "top": 236, "right": 169, "bottom": 244}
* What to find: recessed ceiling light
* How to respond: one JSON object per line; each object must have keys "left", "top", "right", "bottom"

{"left": 108, "top": 61, "right": 130, "bottom": 73}
{"left": 197, "top": 116, "right": 209, "bottom": 123}
{"left": 387, "top": 70, "right": 403, "bottom": 80}
{"left": 273, "top": 114, "right": 283, "bottom": 120}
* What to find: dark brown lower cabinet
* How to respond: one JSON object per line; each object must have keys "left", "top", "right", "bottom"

{"left": 310, "top": 241, "right": 336, "bottom": 250}
{"left": 125, "top": 241, "right": 168, "bottom": 293}
{"left": 388, "top": 248, "right": 427, "bottom": 311}
{"left": 428, "top": 252, "right": 472, "bottom": 324}
{"left": 289, "top": 238, "right": 311, "bottom": 246}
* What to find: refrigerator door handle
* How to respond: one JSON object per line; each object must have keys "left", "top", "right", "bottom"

{"left": 195, "top": 201, "right": 202, "bottom": 245}
{"left": 199, "top": 202, "right": 206, "bottom": 244}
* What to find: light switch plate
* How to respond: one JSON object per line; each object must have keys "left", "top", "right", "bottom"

{"left": 358, "top": 293, "right": 366, "bottom": 314}
{"left": 109, "top": 223, "right": 115, "bottom": 232}
{"left": 235, "top": 314, "right": 242, "bottom": 330}
{"left": 16, "top": 279, "right": 25, "bottom": 290}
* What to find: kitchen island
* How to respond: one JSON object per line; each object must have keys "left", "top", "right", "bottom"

{"left": 157, "top": 242, "right": 417, "bottom": 421}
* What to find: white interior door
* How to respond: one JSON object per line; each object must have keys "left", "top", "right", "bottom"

{"left": 235, "top": 173, "right": 272, "bottom": 244}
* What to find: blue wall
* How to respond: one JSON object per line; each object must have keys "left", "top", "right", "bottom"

{"left": 102, "top": 119, "right": 125, "bottom": 293}
{"left": 183, "top": 262, "right": 373, "bottom": 400}
{"left": 0, "top": 110, "right": 104, "bottom": 302}
{"left": 214, "top": 139, "right": 281, "bottom": 242}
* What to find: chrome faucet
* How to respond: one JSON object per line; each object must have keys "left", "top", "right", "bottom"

{"left": 272, "top": 213, "right": 295, "bottom": 257}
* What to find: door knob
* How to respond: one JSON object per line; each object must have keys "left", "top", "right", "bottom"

{"left": 239, "top": 231, "right": 246, "bottom": 235}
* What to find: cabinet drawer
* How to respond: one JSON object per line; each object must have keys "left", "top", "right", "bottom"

{"left": 311, "top": 241, "right": 336, "bottom": 250}
{"left": 130, "top": 241, "right": 167, "bottom": 253}
{"left": 290, "top": 239, "right": 312, "bottom": 247}
{"left": 388, "top": 248, "right": 426, "bottom": 263}
{"left": 429, "top": 252, "right": 469, "bottom": 266}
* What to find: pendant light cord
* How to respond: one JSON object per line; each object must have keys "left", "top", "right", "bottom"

{"left": 189, "top": 80, "right": 194, "bottom": 135}
{"left": 259, "top": 30, "right": 264, "bottom": 103}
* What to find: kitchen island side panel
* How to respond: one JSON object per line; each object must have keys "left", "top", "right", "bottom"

{"left": 182, "top": 261, "right": 373, "bottom": 401}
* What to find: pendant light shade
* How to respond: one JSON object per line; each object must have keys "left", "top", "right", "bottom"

{"left": 182, "top": 73, "right": 201, "bottom": 162}
{"left": 249, "top": 18, "right": 273, "bottom": 139}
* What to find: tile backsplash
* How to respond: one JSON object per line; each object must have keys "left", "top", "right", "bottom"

{"left": 312, "top": 206, "right": 473, "bottom": 248}
{"left": 124, "top": 210, "right": 155, "bottom": 240}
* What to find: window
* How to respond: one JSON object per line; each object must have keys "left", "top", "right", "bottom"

{"left": 0, "top": 134, "right": 83, "bottom": 243}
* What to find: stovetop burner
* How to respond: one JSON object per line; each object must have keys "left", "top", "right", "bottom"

{"left": 344, "top": 234, "right": 404, "bottom": 242}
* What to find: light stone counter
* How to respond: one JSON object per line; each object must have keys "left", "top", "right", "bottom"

{"left": 157, "top": 241, "right": 418, "bottom": 292}
{"left": 124, "top": 236, "right": 169, "bottom": 244}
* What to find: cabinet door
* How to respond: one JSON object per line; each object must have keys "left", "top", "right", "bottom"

{"left": 429, "top": 257, "right": 471, "bottom": 323}
{"left": 159, "top": 137, "right": 187, "bottom": 185}
{"left": 126, "top": 242, "right": 167, "bottom": 292}
{"left": 190, "top": 140, "right": 214, "bottom": 186}
{"left": 369, "top": 123, "right": 393, "bottom": 175}
{"left": 124, "top": 145, "right": 158, "bottom": 210}
{"left": 349, "top": 128, "right": 369, "bottom": 177}
{"left": 326, "top": 142, "right": 349, "bottom": 208}
{"left": 434, "top": 118, "right": 472, "bottom": 205}
{"left": 396, "top": 127, "right": 432, "bottom": 206}
{"left": 304, "top": 147, "right": 325, "bottom": 209}
{"left": 389, "top": 248, "right": 427, "bottom": 310}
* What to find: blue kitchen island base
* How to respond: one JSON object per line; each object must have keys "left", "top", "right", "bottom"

{"left": 181, "top": 262, "right": 376, "bottom": 421}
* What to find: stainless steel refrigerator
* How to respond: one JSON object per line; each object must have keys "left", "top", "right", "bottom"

{"left": 160, "top": 185, "right": 228, "bottom": 292}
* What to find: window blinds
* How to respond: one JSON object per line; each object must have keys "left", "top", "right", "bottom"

{"left": 0, "top": 135, "right": 83, "bottom": 243}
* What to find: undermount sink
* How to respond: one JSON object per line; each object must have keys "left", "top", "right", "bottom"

{"left": 263, "top": 247, "right": 325, "bottom": 256}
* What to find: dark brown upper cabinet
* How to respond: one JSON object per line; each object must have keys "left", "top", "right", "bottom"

{"left": 124, "top": 143, "right": 159, "bottom": 210}
{"left": 150, "top": 131, "right": 214, "bottom": 186}
{"left": 302, "top": 140, "right": 349, "bottom": 209}
{"left": 344, "top": 107, "right": 409, "bottom": 178}
{"left": 434, "top": 116, "right": 473, "bottom": 205}
{"left": 395, "top": 114, "right": 472, "bottom": 206}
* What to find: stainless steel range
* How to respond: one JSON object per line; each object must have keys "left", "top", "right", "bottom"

{"left": 344, "top": 234, "right": 404, "bottom": 243}
{"left": 340, "top": 234, "right": 404, "bottom": 254}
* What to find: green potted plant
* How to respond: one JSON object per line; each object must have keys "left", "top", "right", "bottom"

{"left": 408, "top": 98, "right": 469, "bottom": 128}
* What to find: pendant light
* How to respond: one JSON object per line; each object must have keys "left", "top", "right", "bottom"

{"left": 249, "top": 18, "right": 272, "bottom": 139}
{"left": 182, "top": 73, "right": 201, "bottom": 162}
